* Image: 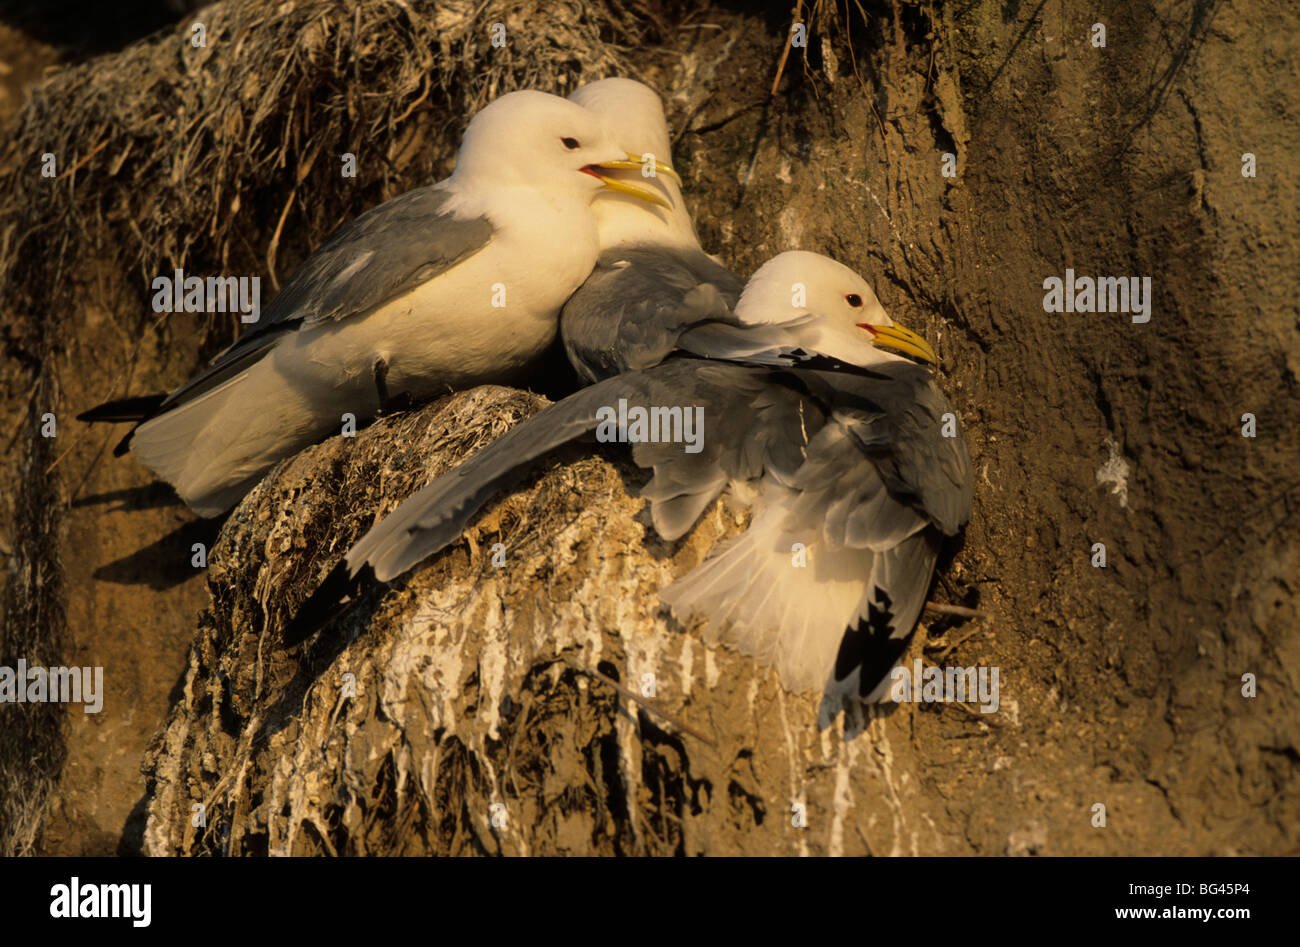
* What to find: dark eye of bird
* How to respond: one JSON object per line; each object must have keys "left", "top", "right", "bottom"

{"left": 561, "top": 137, "right": 580, "bottom": 150}
{"left": 846, "top": 294, "right": 863, "bottom": 307}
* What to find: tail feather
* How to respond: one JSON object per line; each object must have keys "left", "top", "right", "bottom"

{"left": 128, "top": 363, "right": 308, "bottom": 517}
{"left": 661, "top": 494, "right": 866, "bottom": 692}
{"left": 835, "top": 530, "right": 941, "bottom": 701}
{"left": 663, "top": 488, "right": 943, "bottom": 700}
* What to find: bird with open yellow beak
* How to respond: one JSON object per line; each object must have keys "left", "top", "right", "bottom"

{"left": 79, "top": 89, "right": 676, "bottom": 517}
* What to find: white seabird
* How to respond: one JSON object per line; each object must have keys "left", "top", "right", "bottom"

{"left": 561, "top": 78, "right": 745, "bottom": 382}
{"left": 79, "top": 89, "right": 676, "bottom": 517}
{"left": 291, "top": 252, "right": 972, "bottom": 704}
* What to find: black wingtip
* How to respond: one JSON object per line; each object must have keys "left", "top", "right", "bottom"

{"left": 834, "top": 588, "right": 916, "bottom": 698}
{"left": 281, "top": 559, "right": 372, "bottom": 646}
{"left": 77, "top": 393, "right": 167, "bottom": 424}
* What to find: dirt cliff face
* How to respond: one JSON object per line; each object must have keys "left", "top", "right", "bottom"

{"left": 2, "top": 0, "right": 1296, "bottom": 855}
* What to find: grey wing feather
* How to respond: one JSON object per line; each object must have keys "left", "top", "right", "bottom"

{"left": 258, "top": 185, "right": 493, "bottom": 328}
{"left": 675, "top": 316, "right": 819, "bottom": 366}
{"left": 628, "top": 361, "right": 827, "bottom": 538}
{"left": 561, "top": 245, "right": 744, "bottom": 384}
{"left": 346, "top": 359, "right": 825, "bottom": 582}
{"left": 347, "top": 384, "right": 614, "bottom": 582}
{"left": 786, "top": 364, "right": 974, "bottom": 536}
{"left": 349, "top": 363, "right": 704, "bottom": 581}
{"left": 155, "top": 185, "right": 493, "bottom": 415}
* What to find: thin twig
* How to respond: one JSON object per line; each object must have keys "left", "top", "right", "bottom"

{"left": 924, "top": 601, "right": 989, "bottom": 620}
{"left": 670, "top": 93, "right": 714, "bottom": 151}
{"left": 947, "top": 699, "right": 1004, "bottom": 726}
{"left": 561, "top": 655, "right": 716, "bottom": 748}
{"left": 927, "top": 624, "right": 986, "bottom": 661}
{"left": 265, "top": 185, "right": 298, "bottom": 292}
{"left": 55, "top": 139, "right": 110, "bottom": 181}
{"left": 770, "top": 0, "right": 805, "bottom": 96}
{"left": 42, "top": 440, "right": 78, "bottom": 475}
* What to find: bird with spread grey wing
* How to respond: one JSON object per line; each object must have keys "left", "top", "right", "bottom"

{"left": 78, "top": 89, "right": 675, "bottom": 517}
{"left": 288, "top": 252, "right": 972, "bottom": 703}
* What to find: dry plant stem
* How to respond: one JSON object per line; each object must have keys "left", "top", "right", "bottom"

{"left": 671, "top": 93, "right": 713, "bottom": 150}
{"left": 929, "top": 625, "right": 987, "bottom": 661}
{"left": 561, "top": 654, "right": 717, "bottom": 748}
{"left": 770, "top": 0, "right": 805, "bottom": 96}
{"left": 923, "top": 601, "right": 989, "bottom": 620}
{"left": 55, "top": 139, "right": 109, "bottom": 181}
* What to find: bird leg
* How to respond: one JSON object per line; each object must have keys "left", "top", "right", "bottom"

{"left": 372, "top": 357, "right": 412, "bottom": 416}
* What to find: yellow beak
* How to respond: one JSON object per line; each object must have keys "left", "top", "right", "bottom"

{"left": 858, "top": 321, "right": 939, "bottom": 367}
{"left": 597, "top": 152, "right": 682, "bottom": 185}
{"left": 587, "top": 152, "right": 680, "bottom": 209}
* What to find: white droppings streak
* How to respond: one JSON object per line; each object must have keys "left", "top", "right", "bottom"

{"left": 867, "top": 712, "right": 916, "bottom": 856}
{"left": 848, "top": 176, "right": 905, "bottom": 247}
{"left": 776, "top": 690, "right": 809, "bottom": 857}
{"left": 828, "top": 706, "right": 860, "bottom": 858}
{"left": 1095, "top": 436, "right": 1131, "bottom": 508}
{"left": 778, "top": 204, "right": 805, "bottom": 249}
{"left": 678, "top": 635, "right": 695, "bottom": 698}
{"left": 705, "top": 647, "right": 721, "bottom": 689}
{"left": 478, "top": 608, "right": 509, "bottom": 741}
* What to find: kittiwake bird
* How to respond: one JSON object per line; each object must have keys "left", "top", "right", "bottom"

{"left": 559, "top": 81, "right": 835, "bottom": 384}
{"left": 560, "top": 77, "right": 745, "bottom": 383}
{"left": 78, "top": 89, "right": 676, "bottom": 517}
{"left": 286, "top": 251, "right": 973, "bottom": 705}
